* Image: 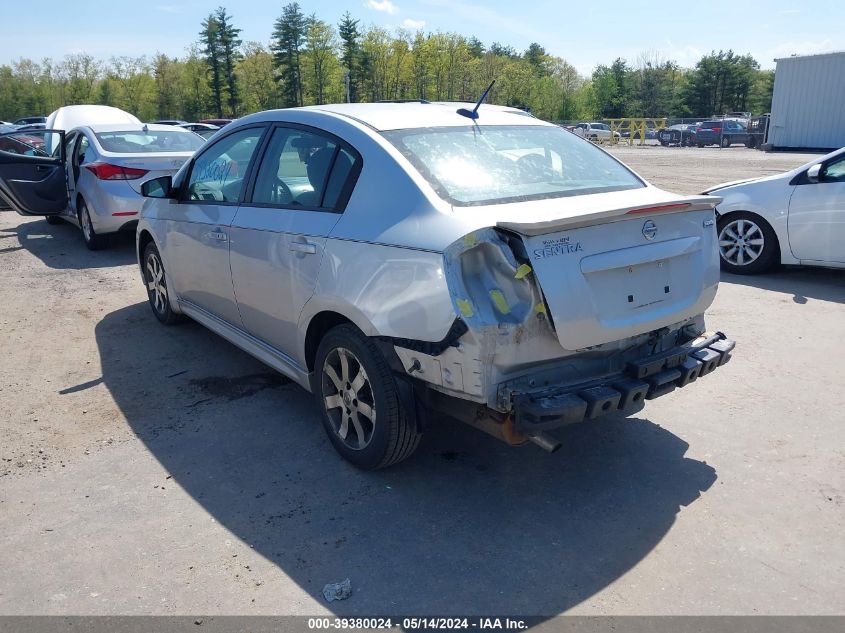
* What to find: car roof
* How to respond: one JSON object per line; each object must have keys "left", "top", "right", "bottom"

{"left": 287, "top": 102, "right": 552, "bottom": 131}
{"left": 46, "top": 105, "right": 141, "bottom": 132}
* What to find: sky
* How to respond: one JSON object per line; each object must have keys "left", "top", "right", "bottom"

{"left": 1, "top": 0, "right": 843, "bottom": 75}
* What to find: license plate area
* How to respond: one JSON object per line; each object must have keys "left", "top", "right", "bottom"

{"left": 586, "top": 259, "right": 671, "bottom": 316}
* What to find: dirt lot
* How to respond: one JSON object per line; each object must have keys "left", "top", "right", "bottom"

{"left": 1, "top": 147, "right": 843, "bottom": 617}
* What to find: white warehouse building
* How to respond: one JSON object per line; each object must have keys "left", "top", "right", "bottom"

{"left": 767, "top": 51, "right": 845, "bottom": 150}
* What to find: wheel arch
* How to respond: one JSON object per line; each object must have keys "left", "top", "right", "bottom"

{"left": 137, "top": 228, "right": 155, "bottom": 274}
{"left": 302, "top": 310, "right": 356, "bottom": 373}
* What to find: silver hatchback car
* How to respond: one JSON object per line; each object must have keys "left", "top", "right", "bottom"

{"left": 0, "top": 102, "right": 734, "bottom": 469}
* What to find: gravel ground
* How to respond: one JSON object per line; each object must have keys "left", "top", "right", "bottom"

{"left": 0, "top": 147, "right": 843, "bottom": 617}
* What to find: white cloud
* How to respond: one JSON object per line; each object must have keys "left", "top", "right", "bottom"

{"left": 366, "top": 0, "right": 399, "bottom": 14}
{"left": 662, "top": 41, "right": 704, "bottom": 69}
{"left": 767, "top": 38, "right": 836, "bottom": 60}
{"left": 402, "top": 18, "right": 426, "bottom": 29}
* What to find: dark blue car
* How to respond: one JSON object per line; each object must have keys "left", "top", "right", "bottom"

{"left": 696, "top": 120, "right": 751, "bottom": 147}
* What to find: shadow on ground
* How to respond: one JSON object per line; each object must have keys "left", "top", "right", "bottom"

{"left": 93, "top": 301, "right": 717, "bottom": 615}
{"left": 0, "top": 214, "right": 135, "bottom": 269}
{"left": 721, "top": 267, "right": 845, "bottom": 305}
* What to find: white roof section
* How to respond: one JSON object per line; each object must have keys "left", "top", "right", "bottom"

{"left": 299, "top": 102, "right": 550, "bottom": 131}
{"left": 45, "top": 106, "right": 141, "bottom": 132}
{"left": 773, "top": 50, "right": 845, "bottom": 63}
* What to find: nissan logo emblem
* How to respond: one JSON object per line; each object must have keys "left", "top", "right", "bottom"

{"left": 642, "top": 220, "right": 658, "bottom": 240}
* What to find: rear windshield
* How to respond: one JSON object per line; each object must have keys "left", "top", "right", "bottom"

{"left": 383, "top": 125, "right": 644, "bottom": 206}
{"left": 95, "top": 130, "right": 204, "bottom": 153}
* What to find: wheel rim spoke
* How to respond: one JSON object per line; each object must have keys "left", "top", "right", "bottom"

{"left": 350, "top": 413, "right": 366, "bottom": 449}
{"left": 338, "top": 415, "right": 349, "bottom": 440}
{"left": 324, "top": 394, "right": 343, "bottom": 410}
{"left": 350, "top": 366, "right": 367, "bottom": 393}
{"left": 324, "top": 365, "right": 343, "bottom": 391}
{"left": 339, "top": 349, "right": 350, "bottom": 385}
{"left": 357, "top": 401, "right": 375, "bottom": 422}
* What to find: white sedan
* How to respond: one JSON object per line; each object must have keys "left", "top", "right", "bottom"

{"left": 706, "top": 147, "right": 845, "bottom": 274}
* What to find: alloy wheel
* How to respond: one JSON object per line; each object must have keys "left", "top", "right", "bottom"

{"left": 146, "top": 251, "right": 168, "bottom": 315}
{"left": 321, "top": 347, "right": 376, "bottom": 450}
{"left": 80, "top": 207, "right": 92, "bottom": 241}
{"left": 718, "top": 218, "right": 765, "bottom": 267}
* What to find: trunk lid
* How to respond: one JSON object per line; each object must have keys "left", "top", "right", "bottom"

{"left": 503, "top": 194, "right": 720, "bottom": 351}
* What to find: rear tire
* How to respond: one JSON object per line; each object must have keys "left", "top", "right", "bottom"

{"left": 314, "top": 324, "right": 421, "bottom": 469}
{"left": 720, "top": 136, "right": 731, "bottom": 148}
{"left": 717, "top": 212, "right": 779, "bottom": 275}
{"left": 77, "top": 199, "right": 107, "bottom": 250}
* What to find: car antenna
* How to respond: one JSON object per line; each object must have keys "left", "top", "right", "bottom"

{"left": 457, "top": 80, "right": 495, "bottom": 120}
{"left": 142, "top": 123, "right": 149, "bottom": 132}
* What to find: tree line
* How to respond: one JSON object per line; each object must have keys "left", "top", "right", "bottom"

{"left": 0, "top": 3, "right": 774, "bottom": 124}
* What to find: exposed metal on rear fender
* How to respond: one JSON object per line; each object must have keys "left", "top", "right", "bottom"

{"left": 442, "top": 227, "right": 549, "bottom": 329}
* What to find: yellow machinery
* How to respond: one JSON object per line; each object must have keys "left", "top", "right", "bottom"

{"left": 605, "top": 118, "right": 668, "bottom": 145}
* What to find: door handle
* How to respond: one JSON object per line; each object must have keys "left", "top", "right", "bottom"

{"left": 289, "top": 240, "right": 317, "bottom": 254}
{"left": 207, "top": 230, "right": 228, "bottom": 242}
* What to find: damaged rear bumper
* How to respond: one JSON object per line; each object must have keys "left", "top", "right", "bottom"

{"left": 513, "top": 332, "right": 735, "bottom": 434}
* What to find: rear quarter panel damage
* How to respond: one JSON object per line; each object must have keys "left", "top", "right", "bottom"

{"left": 298, "top": 239, "right": 458, "bottom": 367}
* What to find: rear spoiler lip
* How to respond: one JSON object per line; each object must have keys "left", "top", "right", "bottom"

{"left": 496, "top": 195, "right": 721, "bottom": 236}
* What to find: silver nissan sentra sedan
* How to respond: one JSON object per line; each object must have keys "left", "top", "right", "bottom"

{"left": 0, "top": 102, "right": 735, "bottom": 469}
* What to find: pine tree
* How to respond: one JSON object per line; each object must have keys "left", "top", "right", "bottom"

{"left": 271, "top": 2, "right": 307, "bottom": 107}
{"left": 338, "top": 11, "right": 361, "bottom": 102}
{"left": 199, "top": 13, "right": 224, "bottom": 117}
{"left": 215, "top": 7, "right": 242, "bottom": 117}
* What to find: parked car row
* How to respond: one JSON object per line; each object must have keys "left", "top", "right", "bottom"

{"left": 657, "top": 118, "right": 770, "bottom": 149}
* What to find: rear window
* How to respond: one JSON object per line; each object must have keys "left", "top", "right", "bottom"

{"left": 700, "top": 121, "right": 722, "bottom": 129}
{"left": 383, "top": 124, "right": 644, "bottom": 206}
{"left": 95, "top": 130, "right": 204, "bottom": 153}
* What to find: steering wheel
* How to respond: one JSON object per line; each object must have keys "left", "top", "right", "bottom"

{"left": 270, "top": 177, "right": 294, "bottom": 204}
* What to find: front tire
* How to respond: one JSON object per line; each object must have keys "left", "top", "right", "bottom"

{"left": 77, "top": 199, "right": 106, "bottom": 250}
{"left": 143, "top": 242, "right": 183, "bottom": 324}
{"left": 717, "top": 212, "right": 779, "bottom": 275}
{"left": 720, "top": 136, "right": 731, "bottom": 148}
{"left": 45, "top": 215, "right": 62, "bottom": 225}
{"left": 314, "top": 324, "right": 421, "bottom": 469}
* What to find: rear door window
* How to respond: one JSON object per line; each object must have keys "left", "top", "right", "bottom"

{"left": 250, "top": 127, "right": 360, "bottom": 211}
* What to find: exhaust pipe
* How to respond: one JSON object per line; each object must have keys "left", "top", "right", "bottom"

{"left": 528, "top": 432, "right": 561, "bottom": 453}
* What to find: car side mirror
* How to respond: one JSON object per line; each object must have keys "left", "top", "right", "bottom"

{"left": 141, "top": 175, "right": 174, "bottom": 198}
{"left": 806, "top": 164, "right": 822, "bottom": 183}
